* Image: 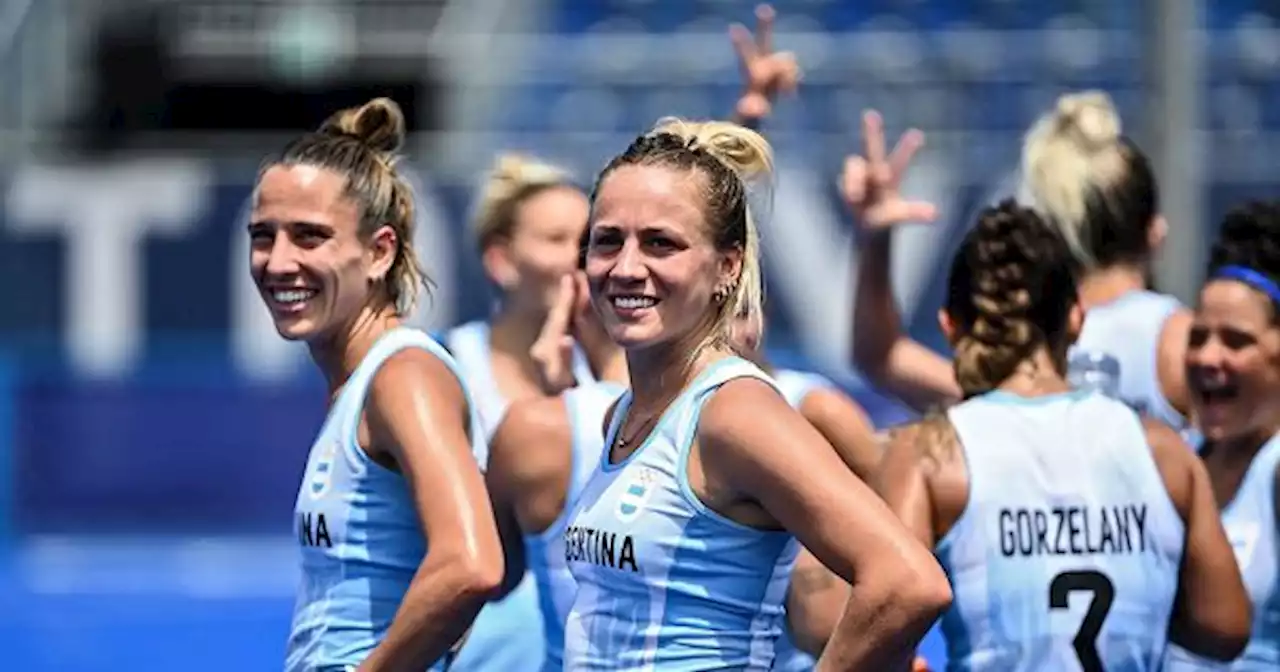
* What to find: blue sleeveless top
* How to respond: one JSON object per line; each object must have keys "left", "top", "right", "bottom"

{"left": 526, "top": 381, "right": 626, "bottom": 672}
{"left": 285, "top": 327, "right": 486, "bottom": 672}
{"left": 937, "top": 389, "right": 1184, "bottom": 671}
{"left": 564, "top": 357, "right": 799, "bottom": 670}
{"left": 1165, "top": 434, "right": 1280, "bottom": 670}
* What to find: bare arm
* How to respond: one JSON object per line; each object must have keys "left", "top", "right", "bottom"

{"left": 485, "top": 396, "right": 574, "bottom": 598}
{"left": 700, "top": 379, "right": 951, "bottom": 672}
{"left": 785, "top": 547, "right": 850, "bottom": 657}
{"left": 1156, "top": 308, "right": 1194, "bottom": 419}
{"left": 851, "top": 231, "right": 961, "bottom": 411}
{"left": 842, "top": 111, "right": 956, "bottom": 411}
{"left": 799, "top": 387, "right": 882, "bottom": 481}
{"left": 872, "top": 422, "right": 941, "bottom": 547}
{"left": 1147, "top": 420, "right": 1250, "bottom": 661}
{"left": 358, "top": 350, "right": 505, "bottom": 672}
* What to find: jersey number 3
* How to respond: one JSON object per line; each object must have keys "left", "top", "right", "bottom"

{"left": 1048, "top": 570, "right": 1115, "bottom": 672}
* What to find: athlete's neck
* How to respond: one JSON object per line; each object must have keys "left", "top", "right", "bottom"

{"left": 1078, "top": 264, "right": 1148, "bottom": 310}
{"left": 625, "top": 339, "right": 726, "bottom": 413}
{"left": 489, "top": 306, "right": 547, "bottom": 357}
{"left": 311, "top": 306, "right": 401, "bottom": 394}
{"left": 994, "top": 350, "right": 1072, "bottom": 398}
{"left": 1203, "top": 428, "right": 1275, "bottom": 465}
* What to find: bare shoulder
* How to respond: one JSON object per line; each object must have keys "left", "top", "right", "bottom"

{"left": 368, "top": 346, "right": 465, "bottom": 406}
{"left": 501, "top": 395, "right": 571, "bottom": 442}
{"left": 1140, "top": 416, "right": 1197, "bottom": 518}
{"left": 488, "top": 394, "right": 571, "bottom": 488}
{"left": 884, "top": 411, "right": 960, "bottom": 472}
{"left": 799, "top": 386, "right": 872, "bottom": 427}
{"left": 698, "top": 375, "right": 795, "bottom": 445}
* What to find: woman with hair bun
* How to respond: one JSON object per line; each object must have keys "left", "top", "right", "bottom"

{"left": 251, "top": 97, "right": 503, "bottom": 672}
{"left": 875, "top": 199, "right": 1250, "bottom": 671}
{"left": 1167, "top": 201, "right": 1280, "bottom": 669}
{"left": 849, "top": 92, "right": 1192, "bottom": 433}
{"left": 564, "top": 116, "right": 951, "bottom": 670}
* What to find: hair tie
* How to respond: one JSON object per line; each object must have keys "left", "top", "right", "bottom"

{"left": 1215, "top": 265, "right": 1280, "bottom": 303}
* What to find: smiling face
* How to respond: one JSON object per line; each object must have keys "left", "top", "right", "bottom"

{"left": 248, "top": 164, "right": 396, "bottom": 342}
{"left": 584, "top": 164, "right": 740, "bottom": 352}
{"left": 1186, "top": 278, "right": 1280, "bottom": 442}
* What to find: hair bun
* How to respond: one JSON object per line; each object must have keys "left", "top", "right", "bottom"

{"left": 1052, "top": 91, "right": 1120, "bottom": 152}
{"left": 318, "top": 97, "right": 406, "bottom": 153}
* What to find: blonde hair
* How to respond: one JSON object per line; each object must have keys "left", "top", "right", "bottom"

{"left": 1020, "top": 90, "right": 1157, "bottom": 268}
{"left": 472, "top": 153, "right": 575, "bottom": 250}
{"left": 594, "top": 117, "right": 774, "bottom": 357}
{"left": 263, "top": 97, "right": 431, "bottom": 316}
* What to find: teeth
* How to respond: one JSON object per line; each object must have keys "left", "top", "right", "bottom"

{"left": 613, "top": 296, "right": 656, "bottom": 310}
{"left": 273, "top": 289, "right": 316, "bottom": 304}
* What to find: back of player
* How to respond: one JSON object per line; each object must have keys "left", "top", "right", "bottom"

{"left": 1071, "top": 289, "right": 1185, "bottom": 430}
{"left": 525, "top": 381, "right": 625, "bottom": 672}
{"left": 939, "top": 389, "right": 1184, "bottom": 670}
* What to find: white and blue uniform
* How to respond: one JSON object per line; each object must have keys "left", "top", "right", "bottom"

{"left": 443, "top": 319, "right": 594, "bottom": 672}
{"left": 1165, "top": 435, "right": 1280, "bottom": 670}
{"left": 285, "top": 327, "right": 486, "bottom": 672}
{"left": 526, "top": 381, "right": 627, "bottom": 672}
{"left": 937, "top": 389, "right": 1184, "bottom": 671}
{"left": 564, "top": 357, "right": 800, "bottom": 671}
{"left": 768, "top": 368, "right": 835, "bottom": 672}
{"left": 1071, "top": 289, "right": 1186, "bottom": 431}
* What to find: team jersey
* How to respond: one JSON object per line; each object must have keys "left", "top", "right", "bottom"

{"left": 1165, "top": 434, "right": 1280, "bottom": 670}
{"left": 937, "top": 389, "right": 1184, "bottom": 671}
{"left": 526, "top": 381, "right": 627, "bottom": 672}
{"left": 285, "top": 327, "right": 485, "bottom": 672}
{"left": 564, "top": 356, "right": 799, "bottom": 671}
{"left": 1071, "top": 289, "right": 1185, "bottom": 431}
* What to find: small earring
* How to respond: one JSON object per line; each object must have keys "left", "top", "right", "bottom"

{"left": 713, "top": 286, "right": 729, "bottom": 304}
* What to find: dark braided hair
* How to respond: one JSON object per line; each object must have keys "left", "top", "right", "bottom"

{"left": 947, "top": 199, "right": 1083, "bottom": 397}
{"left": 588, "top": 118, "right": 773, "bottom": 356}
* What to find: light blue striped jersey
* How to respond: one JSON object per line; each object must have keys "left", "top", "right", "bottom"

{"left": 769, "top": 368, "right": 834, "bottom": 672}
{"left": 937, "top": 389, "right": 1184, "bottom": 671}
{"left": 285, "top": 327, "right": 486, "bottom": 672}
{"left": 563, "top": 356, "right": 800, "bottom": 671}
{"left": 1071, "top": 289, "right": 1186, "bottom": 432}
{"left": 1165, "top": 434, "right": 1280, "bottom": 670}
{"left": 527, "top": 381, "right": 627, "bottom": 672}
{"left": 444, "top": 319, "right": 587, "bottom": 672}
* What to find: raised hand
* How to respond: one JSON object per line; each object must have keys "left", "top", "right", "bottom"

{"left": 840, "top": 110, "right": 937, "bottom": 234}
{"left": 529, "top": 274, "right": 579, "bottom": 395}
{"left": 730, "top": 4, "right": 801, "bottom": 122}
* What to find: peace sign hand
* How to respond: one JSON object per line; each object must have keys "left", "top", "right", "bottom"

{"left": 840, "top": 110, "right": 937, "bottom": 235}
{"left": 730, "top": 4, "right": 801, "bottom": 122}
{"left": 529, "top": 274, "right": 579, "bottom": 395}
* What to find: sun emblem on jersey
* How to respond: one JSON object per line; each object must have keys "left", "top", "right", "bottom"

{"left": 615, "top": 466, "right": 658, "bottom": 523}
{"left": 307, "top": 439, "right": 340, "bottom": 501}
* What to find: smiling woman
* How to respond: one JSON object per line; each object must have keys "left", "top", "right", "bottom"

{"left": 248, "top": 97, "right": 504, "bottom": 672}
{"left": 563, "top": 117, "right": 952, "bottom": 671}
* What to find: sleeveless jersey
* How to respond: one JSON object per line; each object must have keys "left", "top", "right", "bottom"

{"left": 564, "top": 357, "right": 800, "bottom": 671}
{"left": 1165, "top": 434, "right": 1280, "bottom": 670}
{"left": 526, "top": 381, "right": 627, "bottom": 672}
{"left": 937, "top": 389, "right": 1185, "bottom": 671}
{"left": 285, "top": 327, "right": 486, "bottom": 672}
{"left": 442, "top": 319, "right": 591, "bottom": 672}
{"left": 769, "top": 368, "right": 833, "bottom": 672}
{"left": 1071, "top": 289, "right": 1185, "bottom": 431}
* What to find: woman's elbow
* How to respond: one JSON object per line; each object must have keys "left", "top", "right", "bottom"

{"left": 435, "top": 544, "right": 506, "bottom": 600}
{"left": 885, "top": 549, "right": 952, "bottom": 618}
